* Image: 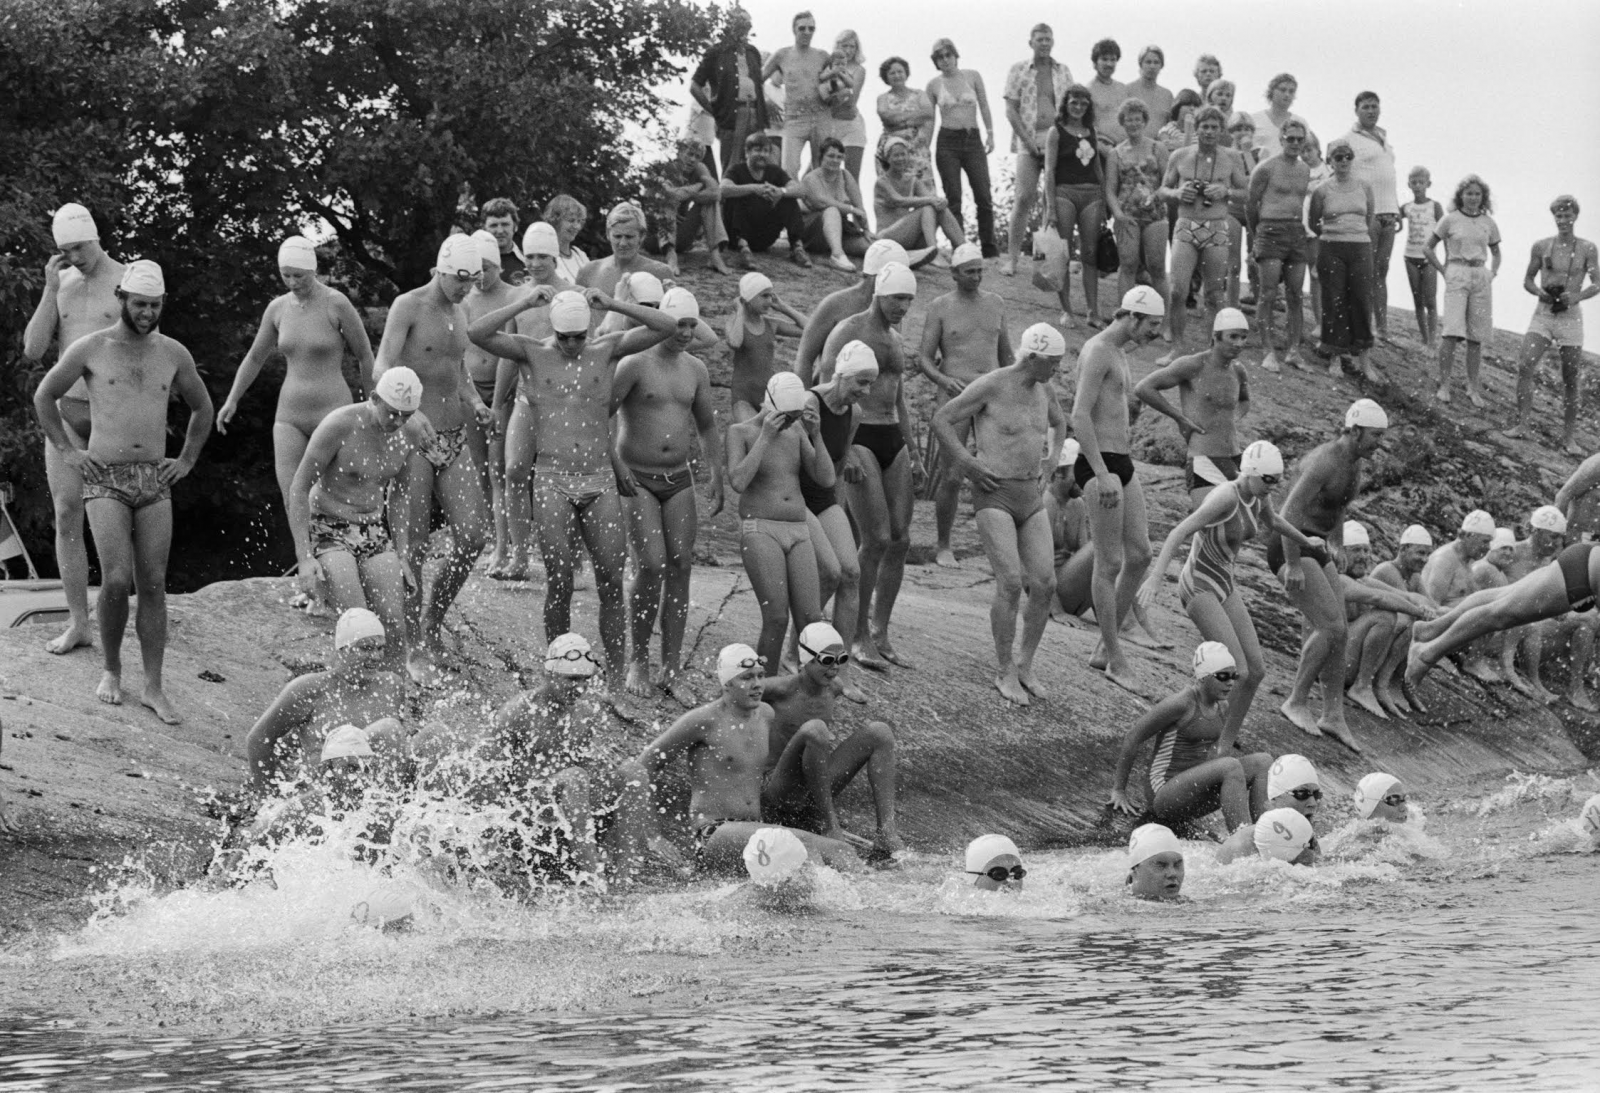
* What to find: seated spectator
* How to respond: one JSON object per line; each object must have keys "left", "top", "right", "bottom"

{"left": 800, "top": 137, "right": 876, "bottom": 270}
{"left": 873, "top": 136, "right": 962, "bottom": 257}
{"left": 720, "top": 133, "right": 813, "bottom": 269}
{"left": 645, "top": 137, "right": 731, "bottom": 276}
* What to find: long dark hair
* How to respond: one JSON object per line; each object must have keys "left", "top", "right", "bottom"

{"left": 1057, "top": 83, "right": 1096, "bottom": 131}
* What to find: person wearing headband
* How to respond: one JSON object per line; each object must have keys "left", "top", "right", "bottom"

{"left": 918, "top": 242, "right": 1013, "bottom": 567}
{"left": 34, "top": 260, "right": 214, "bottom": 727}
{"left": 611, "top": 286, "right": 727, "bottom": 704}
{"left": 793, "top": 238, "right": 910, "bottom": 384}
{"left": 1126, "top": 823, "right": 1185, "bottom": 901}
{"left": 637, "top": 642, "right": 862, "bottom": 874}
{"left": 23, "top": 203, "right": 126, "bottom": 656}
{"left": 469, "top": 285, "right": 681, "bottom": 684}
{"left": 644, "top": 136, "right": 731, "bottom": 277}
{"left": 1268, "top": 402, "right": 1388, "bottom": 751}
{"left": 575, "top": 202, "right": 676, "bottom": 298}
{"left": 1336, "top": 520, "right": 1443, "bottom": 719}
{"left": 933, "top": 322, "right": 1066, "bottom": 705}
{"left": 719, "top": 132, "right": 813, "bottom": 270}
{"left": 874, "top": 135, "right": 962, "bottom": 259}
{"left": 1134, "top": 307, "right": 1254, "bottom": 508}
{"left": 727, "top": 272, "right": 811, "bottom": 422}
{"left": 459, "top": 230, "right": 525, "bottom": 581}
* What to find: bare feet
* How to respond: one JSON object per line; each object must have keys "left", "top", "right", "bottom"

{"left": 1320, "top": 719, "right": 1362, "bottom": 752}
{"left": 1362, "top": 363, "right": 1386, "bottom": 385}
{"left": 625, "top": 662, "right": 656, "bottom": 698}
{"left": 1280, "top": 698, "right": 1322, "bottom": 736}
{"left": 1400, "top": 672, "right": 1428, "bottom": 716}
{"left": 1403, "top": 645, "right": 1431, "bottom": 694}
{"left": 96, "top": 671, "right": 123, "bottom": 707}
{"left": 874, "top": 634, "right": 911, "bottom": 668}
{"left": 1434, "top": 386, "right": 1452, "bottom": 404}
{"left": 502, "top": 560, "right": 531, "bottom": 582}
{"left": 485, "top": 551, "right": 509, "bottom": 579}
{"left": 1466, "top": 387, "right": 1486, "bottom": 408}
{"left": 710, "top": 248, "right": 731, "bottom": 276}
{"left": 1529, "top": 681, "right": 1558, "bottom": 705}
{"left": 1058, "top": 310, "right": 1078, "bottom": 330}
{"left": 1000, "top": 256, "right": 1017, "bottom": 276}
{"left": 852, "top": 640, "right": 891, "bottom": 672}
{"left": 141, "top": 685, "right": 182, "bottom": 725}
{"left": 1085, "top": 314, "right": 1105, "bottom": 330}
{"left": 1463, "top": 657, "right": 1503, "bottom": 684}
{"left": 995, "top": 667, "right": 1030, "bottom": 706}
{"left": 1569, "top": 687, "right": 1599, "bottom": 713}
{"left": 837, "top": 672, "right": 869, "bottom": 704}
{"left": 1502, "top": 424, "right": 1529, "bottom": 440}
{"left": 872, "top": 828, "right": 907, "bottom": 860}
{"left": 1102, "top": 663, "right": 1145, "bottom": 699}
{"left": 1346, "top": 685, "right": 1389, "bottom": 720}
{"left": 1260, "top": 351, "right": 1282, "bottom": 373}
{"left": 1289, "top": 353, "right": 1316, "bottom": 373}
{"left": 1017, "top": 665, "right": 1047, "bottom": 699}
{"left": 45, "top": 623, "right": 93, "bottom": 656}
{"left": 660, "top": 673, "right": 700, "bottom": 709}
{"left": 1375, "top": 684, "right": 1406, "bottom": 719}
{"left": 1049, "top": 608, "right": 1088, "bottom": 628}
{"left": 934, "top": 548, "right": 959, "bottom": 568}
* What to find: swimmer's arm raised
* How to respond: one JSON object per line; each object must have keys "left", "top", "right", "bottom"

{"left": 244, "top": 673, "right": 326, "bottom": 795}
{"left": 1132, "top": 357, "right": 1205, "bottom": 439}
{"left": 468, "top": 291, "right": 550, "bottom": 361}
{"left": 770, "top": 298, "right": 809, "bottom": 336}
{"left": 725, "top": 421, "right": 766, "bottom": 494}
{"left": 22, "top": 255, "right": 66, "bottom": 361}
{"left": 1110, "top": 694, "right": 1189, "bottom": 814}
{"left": 333, "top": 291, "right": 376, "bottom": 397}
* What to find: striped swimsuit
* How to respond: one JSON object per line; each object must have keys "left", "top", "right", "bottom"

{"left": 1149, "top": 695, "right": 1228, "bottom": 794}
{"left": 1177, "top": 481, "right": 1263, "bottom": 608}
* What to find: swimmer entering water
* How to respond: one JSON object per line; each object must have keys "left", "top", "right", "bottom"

{"left": 1354, "top": 772, "right": 1409, "bottom": 823}
{"left": 1126, "top": 824, "right": 1185, "bottom": 901}
{"left": 965, "top": 834, "right": 1025, "bottom": 892}
{"left": 1216, "top": 754, "right": 1323, "bottom": 864}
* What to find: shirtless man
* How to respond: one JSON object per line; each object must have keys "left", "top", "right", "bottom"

{"left": 1506, "top": 506, "right": 1597, "bottom": 710}
{"left": 373, "top": 234, "right": 491, "bottom": 683}
{"left": 1246, "top": 120, "right": 1312, "bottom": 373}
{"left": 1555, "top": 453, "right": 1600, "bottom": 542}
{"left": 637, "top": 642, "right": 861, "bottom": 875}
{"left": 1420, "top": 510, "right": 1494, "bottom": 616}
{"left": 1155, "top": 106, "right": 1249, "bottom": 362}
{"left": 610, "top": 288, "right": 724, "bottom": 702}
{"left": 818, "top": 262, "right": 923, "bottom": 669}
{"left": 793, "top": 238, "right": 909, "bottom": 386}
{"left": 758, "top": 622, "right": 901, "bottom": 856}
{"left": 34, "top": 261, "right": 213, "bottom": 724}
{"left": 934, "top": 323, "right": 1066, "bottom": 704}
{"left": 1465, "top": 527, "right": 1529, "bottom": 689}
{"left": 1337, "top": 521, "right": 1437, "bottom": 719}
{"left": 1047, "top": 438, "right": 1095, "bottom": 622}
{"left": 463, "top": 231, "right": 522, "bottom": 578}
{"left": 576, "top": 202, "right": 675, "bottom": 298}
{"left": 288, "top": 369, "right": 429, "bottom": 671}
{"left": 1072, "top": 286, "right": 1164, "bottom": 691}
{"left": 21, "top": 203, "right": 124, "bottom": 655}
{"left": 1271, "top": 399, "right": 1389, "bottom": 750}
{"left": 918, "top": 243, "right": 1014, "bottom": 567}
{"left": 468, "top": 287, "right": 679, "bottom": 682}
{"left": 1364, "top": 523, "right": 1437, "bottom": 715}
{"left": 1504, "top": 196, "right": 1598, "bottom": 455}
{"left": 1134, "top": 307, "right": 1252, "bottom": 508}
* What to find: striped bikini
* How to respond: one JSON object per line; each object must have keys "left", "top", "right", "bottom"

{"left": 1176, "top": 480, "right": 1264, "bottom": 608}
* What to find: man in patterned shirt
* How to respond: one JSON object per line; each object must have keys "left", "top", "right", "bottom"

{"left": 1001, "top": 23, "right": 1071, "bottom": 277}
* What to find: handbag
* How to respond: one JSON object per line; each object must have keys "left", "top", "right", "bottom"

{"left": 1090, "top": 133, "right": 1120, "bottom": 275}
{"left": 1032, "top": 227, "right": 1067, "bottom": 292}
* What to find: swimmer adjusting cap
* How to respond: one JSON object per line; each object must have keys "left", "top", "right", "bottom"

{"left": 965, "top": 833, "right": 1021, "bottom": 874}
{"left": 863, "top": 239, "right": 911, "bottom": 275}
{"left": 278, "top": 236, "right": 318, "bottom": 272}
{"left": 874, "top": 261, "right": 917, "bottom": 298}
{"left": 743, "top": 827, "right": 809, "bottom": 886}
{"left": 436, "top": 233, "right": 479, "bottom": 275}
{"left": 321, "top": 723, "right": 375, "bottom": 763}
{"left": 1128, "top": 823, "right": 1183, "bottom": 868}
{"left": 624, "top": 271, "right": 665, "bottom": 305}
{"left": 1344, "top": 398, "right": 1388, "bottom": 429}
{"left": 522, "top": 221, "right": 560, "bottom": 257}
{"left": 1057, "top": 437, "right": 1081, "bottom": 469}
{"left": 52, "top": 202, "right": 98, "bottom": 246}
{"left": 661, "top": 286, "right": 699, "bottom": 322}
{"left": 1192, "top": 640, "right": 1236, "bottom": 678}
{"left": 763, "top": 371, "right": 808, "bottom": 414}
{"left": 1354, "top": 772, "right": 1402, "bottom": 819}
{"left": 119, "top": 260, "right": 165, "bottom": 297}
{"left": 549, "top": 290, "right": 592, "bottom": 334}
{"left": 1399, "top": 524, "right": 1434, "bottom": 546}
{"left": 334, "top": 607, "right": 386, "bottom": 649}
{"left": 835, "top": 341, "right": 880, "bottom": 379}
{"left": 1343, "top": 521, "right": 1370, "bottom": 547}
{"left": 1120, "top": 284, "right": 1165, "bottom": 317}
{"left": 1490, "top": 527, "right": 1516, "bottom": 551}
{"left": 1239, "top": 440, "right": 1283, "bottom": 478}
{"left": 1267, "top": 753, "right": 1320, "bottom": 799}
{"left": 1253, "top": 807, "right": 1315, "bottom": 862}
{"left": 717, "top": 642, "right": 765, "bottom": 684}
{"left": 950, "top": 242, "right": 984, "bottom": 268}
{"left": 1213, "top": 307, "right": 1249, "bottom": 333}
{"left": 374, "top": 367, "right": 422, "bottom": 412}
{"left": 1019, "top": 322, "right": 1066, "bottom": 357}
{"left": 545, "top": 632, "right": 597, "bottom": 677}
{"left": 471, "top": 229, "right": 502, "bottom": 268}
{"left": 1531, "top": 505, "right": 1567, "bottom": 534}
{"left": 798, "top": 622, "right": 845, "bottom": 664}
{"left": 738, "top": 271, "right": 774, "bottom": 302}
{"left": 1460, "top": 509, "right": 1494, "bottom": 535}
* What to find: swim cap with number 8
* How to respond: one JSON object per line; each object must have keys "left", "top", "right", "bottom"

{"left": 743, "top": 827, "right": 808, "bottom": 885}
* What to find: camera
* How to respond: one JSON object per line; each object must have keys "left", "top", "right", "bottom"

{"left": 1547, "top": 283, "right": 1568, "bottom": 314}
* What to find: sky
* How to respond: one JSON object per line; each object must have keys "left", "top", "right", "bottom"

{"left": 667, "top": 0, "right": 1600, "bottom": 349}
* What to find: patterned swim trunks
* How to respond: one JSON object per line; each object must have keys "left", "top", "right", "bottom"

{"left": 1175, "top": 217, "right": 1230, "bottom": 254}
{"left": 81, "top": 461, "right": 170, "bottom": 510}
{"left": 422, "top": 425, "right": 468, "bottom": 470}
{"left": 309, "top": 512, "right": 394, "bottom": 562}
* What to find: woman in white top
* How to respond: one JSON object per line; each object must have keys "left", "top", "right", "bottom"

{"left": 821, "top": 30, "right": 869, "bottom": 180}
{"left": 542, "top": 194, "right": 590, "bottom": 284}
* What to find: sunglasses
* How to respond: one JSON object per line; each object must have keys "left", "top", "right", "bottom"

{"left": 1289, "top": 787, "right": 1323, "bottom": 802}
{"left": 555, "top": 331, "right": 588, "bottom": 342}
{"left": 968, "top": 865, "right": 1026, "bottom": 883}
{"left": 1330, "top": 153, "right": 1354, "bottom": 162}
{"left": 1382, "top": 793, "right": 1408, "bottom": 806}
{"left": 1212, "top": 670, "right": 1240, "bottom": 682}
{"left": 800, "top": 642, "right": 849, "bottom": 667}
{"left": 1259, "top": 474, "right": 1280, "bottom": 486}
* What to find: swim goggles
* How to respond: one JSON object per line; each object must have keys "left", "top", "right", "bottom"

{"left": 446, "top": 268, "right": 482, "bottom": 282}
{"left": 1259, "top": 474, "right": 1281, "bottom": 487}
{"left": 799, "top": 642, "right": 850, "bottom": 667}
{"left": 968, "top": 865, "right": 1026, "bottom": 883}
{"left": 1288, "top": 787, "right": 1323, "bottom": 802}
{"left": 546, "top": 647, "right": 600, "bottom": 670}
{"left": 1212, "top": 670, "right": 1240, "bottom": 682}
{"left": 728, "top": 653, "right": 767, "bottom": 672}
{"left": 1381, "top": 793, "right": 1407, "bottom": 806}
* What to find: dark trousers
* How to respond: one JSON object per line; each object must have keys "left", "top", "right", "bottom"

{"left": 1317, "top": 240, "right": 1375, "bottom": 353}
{"left": 716, "top": 104, "right": 762, "bottom": 175}
{"left": 723, "top": 194, "right": 806, "bottom": 252}
{"left": 935, "top": 127, "right": 997, "bottom": 256}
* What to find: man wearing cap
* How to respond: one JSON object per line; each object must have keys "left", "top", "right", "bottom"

{"left": 1245, "top": 119, "right": 1312, "bottom": 373}
{"left": 610, "top": 286, "right": 725, "bottom": 703}
{"left": 1362, "top": 523, "right": 1440, "bottom": 716}
{"left": 469, "top": 286, "right": 681, "bottom": 684}
{"left": 1337, "top": 521, "right": 1440, "bottom": 719}
{"left": 1000, "top": 24, "right": 1072, "bottom": 278}
{"left": 1271, "top": 400, "right": 1388, "bottom": 750}
{"left": 819, "top": 262, "right": 922, "bottom": 669}
{"left": 480, "top": 198, "right": 527, "bottom": 285}
{"left": 462, "top": 231, "right": 524, "bottom": 579}
{"left": 637, "top": 643, "right": 862, "bottom": 874}
{"left": 794, "top": 238, "right": 909, "bottom": 385}
{"left": 22, "top": 203, "right": 125, "bottom": 656}
{"left": 758, "top": 621, "right": 901, "bottom": 855}
{"left": 1505, "top": 196, "right": 1597, "bottom": 456}
{"left": 34, "top": 260, "right": 213, "bottom": 725}
{"left": 718, "top": 133, "right": 812, "bottom": 269}
{"left": 934, "top": 323, "right": 1066, "bottom": 705}
{"left": 918, "top": 244, "right": 1014, "bottom": 566}
{"left": 1134, "top": 307, "right": 1252, "bottom": 507}
{"left": 1126, "top": 824, "right": 1184, "bottom": 901}
{"left": 288, "top": 368, "right": 432, "bottom": 669}
{"left": 1421, "top": 510, "right": 1495, "bottom": 613}
{"left": 1073, "top": 286, "right": 1165, "bottom": 692}
{"left": 576, "top": 202, "right": 677, "bottom": 296}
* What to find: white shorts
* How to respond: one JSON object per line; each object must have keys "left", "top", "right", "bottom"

{"left": 1442, "top": 264, "right": 1492, "bottom": 343}
{"left": 1527, "top": 303, "right": 1584, "bottom": 349}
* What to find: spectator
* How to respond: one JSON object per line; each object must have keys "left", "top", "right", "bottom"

{"left": 1250, "top": 73, "right": 1312, "bottom": 162}
{"left": 875, "top": 136, "right": 963, "bottom": 255}
{"left": 1399, "top": 167, "right": 1443, "bottom": 346}
{"left": 1506, "top": 195, "right": 1597, "bottom": 454}
{"left": 801, "top": 137, "right": 875, "bottom": 270}
{"left": 1426, "top": 174, "right": 1501, "bottom": 406}
{"left": 927, "top": 37, "right": 999, "bottom": 257}
{"left": 1124, "top": 44, "right": 1174, "bottom": 128}
{"left": 1193, "top": 54, "right": 1222, "bottom": 98}
{"left": 1105, "top": 97, "right": 1168, "bottom": 303}
{"left": 1308, "top": 138, "right": 1378, "bottom": 382}
{"left": 875, "top": 56, "right": 934, "bottom": 184}
{"left": 690, "top": 7, "right": 767, "bottom": 173}
{"left": 821, "top": 30, "right": 868, "bottom": 179}
{"left": 481, "top": 197, "right": 527, "bottom": 285}
{"left": 1157, "top": 89, "right": 1202, "bottom": 154}
{"left": 1088, "top": 38, "right": 1129, "bottom": 144}
{"left": 646, "top": 137, "right": 732, "bottom": 276}
{"left": 1225, "top": 112, "right": 1260, "bottom": 307}
{"left": 1203, "top": 79, "right": 1237, "bottom": 145}
{"left": 1001, "top": 23, "right": 1072, "bottom": 276}
{"left": 1346, "top": 91, "right": 1401, "bottom": 339}
{"left": 764, "top": 11, "right": 831, "bottom": 177}
{"left": 542, "top": 194, "right": 590, "bottom": 284}
{"left": 1041, "top": 85, "right": 1107, "bottom": 328}
{"left": 720, "top": 132, "right": 813, "bottom": 269}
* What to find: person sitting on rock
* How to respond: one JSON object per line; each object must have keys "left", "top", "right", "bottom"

{"left": 1503, "top": 505, "right": 1598, "bottom": 711}
{"left": 1463, "top": 526, "right": 1539, "bottom": 692}
{"left": 1419, "top": 509, "right": 1495, "bottom": 679}
{"left": 1366, "top": 524, "right": 1439, "bottom": 716}
{"left": 1337, "top": 521, "right": 1440, "bottom": 720}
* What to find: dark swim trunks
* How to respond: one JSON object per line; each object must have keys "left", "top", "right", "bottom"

{"left": 81, "top": 461, "right": 170, "bottom": 510}
{"left": 852, "top": 422, "right": 906, "bottom": 471}
{"left": 1186, "top": 454, "right": 1241, "bottom": 493}
{"left": 973, "top": 476, "right": 1045, "bottom": 527}
{"left": 1072, "top": 451, "right": 1136, "bottom": 489}
{"left": 630, "top": 465, "right": 694, "bottom": 505}
{"left": 1265, "top": 531, "right": 1333, "bottom": 574}
{"left": 1557, "top": 541, "right": 1598, "bottom": 612}
{"left": 310, "top": 512, "right": 394, "bottom": 562}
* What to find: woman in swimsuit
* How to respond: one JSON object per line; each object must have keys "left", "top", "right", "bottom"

{"left": 218, "top": 236, "right": 375, "bottom": 537}
{"left": 1041, "top": 85, "right": 1107, "bottom": 329}
{"left": 727, "top": 272, "right": 808, "bottom": 421}
{"left": 1105, "top": 98, "right": 1169, "bottom": 304}
{"left": 925, "top": 37, "right": 997, "bottom": 257}
{"left": 1137, "top": 441, "right": 1322, "bottom": 750}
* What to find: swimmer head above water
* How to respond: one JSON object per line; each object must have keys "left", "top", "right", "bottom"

{"left": 965, "top": 833, "right": 1025, "bottom": 891}
{"left": 1127, "top": 823, "right": 1185, "bottom": 900}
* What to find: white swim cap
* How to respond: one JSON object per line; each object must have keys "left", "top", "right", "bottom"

{"left": 661, "top": 286, "right": 699, "bottom": 322}
{"left": 606, "top": 201, "right": 647, "bottom": 230}
{"left": 1120, "top": 284, "right": 1165, "bottom": 317}
{"left": 835, "top": 340, "right": 880, "bottom": 379}
{"left": 1343, "top": 521, "right": 1370, "bottom": 547}
{"left": 797, "top": 621, "right": 845, "bottom": 663}
{"left": 471, "top": 229, "right": 502, "bottom": 269}
{"left": 1128, "top": 823, "right": 1183, "bottom": 868}
{"left": 549, "top": 290, "right": 592, "bottom": 334}
{"left": 1344, "top": 398, "right": 1389, "bottom": 429}
{"left": 1354, "top": 772, "right": 1402, "bottom": 819}
{"left": 334, "top": 607, "right": 386, "bottom": 649}
{"left": 717, "top": 642, "right": 765, "bottom": 684}
{"left": 1531, "top": 505, "right": 1568, "bottom": 534}
{"left": 374, "top": 366, "right": 422, "bottom": 412}
{"left": 52, "top": 202, "right": 98, "bottom": 246}
{"left": 1253, "top": 807, "right": 1315, "bottom": 862}
{"left": 351, "top": 881, "right": 419, "bottom": 929}
{"left": 763, "top": 371, "right": 808, "bottom": 414}
{"left": 1399, "top": 524, "right": 1434, "bottom": 546}
{"left": 863, "top": 239, "right": 911, "bottom": 275}
{"left": 1058, "top": 437, "right": 1081, "bottom": 469}
{"left": 1192, "top": 641, "right": 1236, "bottom": 678}
{"left": 743, "top": 827, "right": 808, "bottom": 886}
{"left": 118, "top": 260, "right": 165, "bottom": 297}
{"left": 738, "top": 271, "right": 774, "bottom": 302}
{"left": 1460, "top": 509, "right": 1494, "bottom": 535}
{"left": 1213, "top": 307, "right": 1249, "bottom": 333}
{"left": 544, "top": 632, "right": 597, "bottom": 677}
{"left": 1580, "top": 793, "right": 1600, "bottom": 839}
{"left": 321, "top": 723, "right": 375, "bottom": 763}
{"left": 436, "top": 233, "right": 479, "bottom": 275}
{"left": 1239, "top": 439, "right": 1284, "bottom": 478}
{"left": 1019, "top": 322, "right": 1067, "bottom": 357}
{"left": 1490, "top": 527, "right": 1517, "bottom": 551}
{"left": 950, "top": 242, "right": 984, "bottom": 268}
{"left": 1267, "top": 753, "right": 1321, "bottom": 799}
{"left": 277, "top": 236, "right": 318, "bottom": 272}
{"left": 523, "top": 222, "right": 560, "bottom": 257}
{"left": 624, "top": 271, "right": 665, "bottom": 305}
{"left": 874, "top": 261, "right": 917, "bottom": 298}
{"left": 965, "top": 833, "right": 1021, "bottom": 873}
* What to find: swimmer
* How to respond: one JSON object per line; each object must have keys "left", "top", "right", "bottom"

{"left": 1353, "top": 772, "right": 1409, "bottom": 823}
{"left": 1126, "top": 823, "right": 1185, "bottom": 901}
{"left": 594, "top": 273, "right": 719, "bottom": 351}
{"left": 1420, "top": 509, "right": 1494, "bottom": 614}
{"left": 1338, "top": 521, "right": 1439, "bottom": 718}
{"left": 1109, "top": 641, "right": 1274, "bottom": 832}
{"left": 1364, "top": 523, "right": 1439, "bottom": 715}
{"left": 1217, "top": 806, "right": 1317, "bottom": 865}
{"left": 727, "top": 273, "right": 809, "bottom": 422}
{"left": 1047, "top": 438, "right": 1094, "bottom": 624}
{"left": 1464, "top": 527, "right": 1527, "bottom": 688}
{"left": 917, "top": 243, "right": 1014, "bottom": 566}
{"left": 793, "top": 238, "right": 910, "bottom": 385}
{"left": 932, "top": 322, "right": 1066, "bottom": 704}
{"left": 758, "top": 622, "right": 903, "bottom": 856}
{"left": 218, "top": 236, "right": 375, "bottom": 596}
{"left": 741, "top": 827, "right": 817, "bottom": 904}
{"left": 610, "top": 287, "right": 725, "bottom": 702}
{"left": 1506, "top": 506, "right": 1597, "bottom": 710}
{"left": 965, "top": 834, "right": 1025, "bottom": 891}
{"left": 727, "top": 373, "right": 832, "bottom": 668}
{"left": 34, "top": 260, "right": 214, "bottom": 725}
{"left": 1579, "top": 793, "right": 1600, "bottom": 850}
{"left": 1265, "top": 753, "right": 1323, "bottom": 821}
{"left": 1555, "top": 451, "right": 1600, "bottom": 542}
{"left": 461, "top": 231, "right": 523, "bottom": 578}
{"left": 575, "top": 202, "right": 676, "bottom": 297}
{"left": 22, "top": 203, "right": 125, "bottom": 655}
{"left": 637, "top": 643, "right": 861, "bottom": 874}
